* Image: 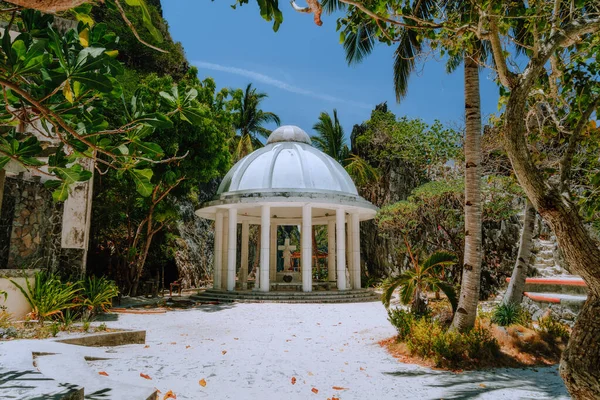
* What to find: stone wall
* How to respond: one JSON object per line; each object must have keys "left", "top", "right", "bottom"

{"left": 0, "top": 176, "right": 61, "bottom": 269}
{"left": 0, "top": 175, "right": 84, "bottom": 277}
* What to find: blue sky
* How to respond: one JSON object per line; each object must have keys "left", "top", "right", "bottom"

{"left": 162, "top": 1, "right": 501, "bottom": 138}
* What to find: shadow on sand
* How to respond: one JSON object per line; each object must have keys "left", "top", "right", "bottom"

{"left": 384, "top": 366, "right": 568, "bottom": 399}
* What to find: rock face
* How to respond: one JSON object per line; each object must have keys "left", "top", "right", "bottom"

{"left": 173, "top": 180, "right": 219, "bottom": 289}
{"left": 351, "top": 125, "right": 423, "bottom": 278}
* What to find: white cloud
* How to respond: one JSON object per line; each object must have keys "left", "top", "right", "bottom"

{"left": 193, "top": 60, "right": 372, "bottom": 110}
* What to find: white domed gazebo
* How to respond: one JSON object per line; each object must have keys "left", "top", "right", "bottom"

{"left": 196, "top": 125, "right": 377, "bottom": 296}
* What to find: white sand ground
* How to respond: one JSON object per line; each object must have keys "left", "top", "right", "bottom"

{"left": 84, "top": 302, "right": 569, "bottom": 400}
{"left": 0, "top": 302, "right": 570, "bottom": 400}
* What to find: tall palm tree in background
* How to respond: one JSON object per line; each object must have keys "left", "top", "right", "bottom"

{"left": 232, "top": 83, "right": 280, "bottom": 161}
{"left": 312, "top": 109, "right": 378, "bottom": 186}
{"left": 322, "top": 0, "right": 484, "bottom": 331}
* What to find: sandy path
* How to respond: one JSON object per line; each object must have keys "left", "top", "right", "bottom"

{"left": 85, "top": 302, "right": 569, "bottom": 399}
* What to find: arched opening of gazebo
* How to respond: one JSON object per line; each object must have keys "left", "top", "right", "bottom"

{"left": 196, "top": 125, "right": 377, "bottom": 295}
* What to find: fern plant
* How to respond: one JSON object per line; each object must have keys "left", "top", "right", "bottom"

{"left": 382, "top": 239, "right": 458, "bottom": 315}
{"left": 10, "top": 271, "right": 81, "bottom": 323}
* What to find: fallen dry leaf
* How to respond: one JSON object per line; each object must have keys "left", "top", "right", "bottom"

{"left": 98, "top": 371, "right": 108, "bottom": 376}
{"left": 332, "top": 386, "right": 348, "bottom": 391}
{"left": 234, "top": 338, "right": 239, "bottom": 340}
{"left": 144, "top": 345, "right": 150, "bottom": 348}
{"left": 291, "top": 377, "right": 297, "bottom": 385}
{"left": 163, "top": 390, "right": 176, "bottom": 399}
{"left": 186, "top": 345, "right": 191, "bottom": 349}
{"left": 170, "top": 342, "right": 177, "bottom": 345}
{"left": 199, "top": 378, "right": 207, "bottom": 387}
{"left": 140, "top": 373, "right": 152, "bottom": 380}
{"left": 307, "top": 371, "right": 314, "bottom": 376}
{"left": 311, "top": 388, "right": 319, "bottom": 394}
{"left": 222, "top": 350, "right": 227, "bottom": 355}
{"left": 360, "top": 367, "right": 365, "bottom": 371}
{"left": 479, "top": 383, "right": 486, "bottom": 388}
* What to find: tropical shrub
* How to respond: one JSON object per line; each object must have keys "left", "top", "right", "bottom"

{"left": 387, "top": 308, "right": 416, "bottom": 340}
{"left": 395, "top": 316, "right": 500, "bottom": 368}
{"left": 382, "top": 244, "right": 458, "bottom": 315}
{"left": 491, "top": 303, "right": 531, "bottom": 327}
{"left": 10, "top": 271, "right": 81, "bottom": 323}
{"left": 537, "top": 316, "right": 570, "bottom": 343}
{"left": 81, "top": 276, "right": 119, "bottom": 320}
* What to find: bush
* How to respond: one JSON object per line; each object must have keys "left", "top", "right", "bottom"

{"left": 492, "top": 303, "right": 530, "bottom": 326}
{"left": 10, "top": 271, "right": 81, "bottom": 323}
{"left": 387, "top": 308, "right": 416, "bottom": 340}
{"left": 81, "top": 276, "right": 119, "bottom": 320}
{"left": 389, "top": 310, "right": 500, "bottom": 368}
{"left": 537, "top": 316, "right": 570, "bottom": 343}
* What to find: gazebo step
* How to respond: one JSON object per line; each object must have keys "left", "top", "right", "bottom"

{"left": 190, "top": 289, "right": 381, "bottom": 304}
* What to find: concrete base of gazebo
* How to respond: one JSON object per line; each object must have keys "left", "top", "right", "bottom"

{"left": 191, "top": 288, "right": 380, "bottom": 304}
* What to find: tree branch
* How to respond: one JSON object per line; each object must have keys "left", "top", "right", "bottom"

{"left": 487, "top": 16, "right": 515, "bottom": 88}
{"left": 113, "top": 0, "right": 167, "bottom": 53}
{"left": 559, "top": 97, "right": 599, "bottom": 191}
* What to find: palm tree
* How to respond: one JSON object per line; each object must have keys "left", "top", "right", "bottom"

{"left": 322, "top": 0, "right": 484, "bottom": 332}
{"left": 312, "top": 109, "right": 378, "bottom": 186}
{"left": 232, "top": 83, "right": 280, "bottom": 161}
{"left": 382, "top": 239, "right": 458, "bottom": 315}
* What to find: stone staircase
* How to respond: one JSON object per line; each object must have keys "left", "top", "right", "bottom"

{"left": 509, "top": 238, "right": 589, "bottom": 323}
{"left": 191, "top": 288, "right": 381, "bottom": 304}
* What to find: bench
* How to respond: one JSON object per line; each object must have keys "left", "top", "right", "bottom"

{"left": 170, "top": 281, "right": 182, "bottom": 297}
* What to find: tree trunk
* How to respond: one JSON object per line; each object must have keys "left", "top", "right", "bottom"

{"left": 502, "top": 67, "right": 600, "bottom": 400}
{"left": 451, "top": 55, "right": 482, "bottom": 332}
{"left": 560, "top": 295, "right": 600, "bottom": 399}
{"left": 503, "top": 199, "right": 536, "bottom": 305}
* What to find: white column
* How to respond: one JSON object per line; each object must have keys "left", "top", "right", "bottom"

{"left": 352, "top": 213, "right": 361, "bottom": 289}
{"left": 227, "top": 208, "right": 237, "bottom": 291}
{"left": 213, "top": 211, "right": 223, "bottom": 289}
{"left": 240, "top": 220, "right": 249, "bottom": 290}
{"left": 336, "top": 209, "right": 347, "bottom": 290}
{"left": 270, "top": 223, "right": 277, "bottom": 283}
{"left": 302, "top": 204, "right": 312, "bottom": 292}
{"left": 327, "top": 219, "right": 336, "bottom": 282}
{"left": 346, "top": 215, "right": 354, "bottom": 289}
{"left": 221, "top": 217, "right": 228, "bottom": 290}
{"left": 260, "top": 205, "right": 270, "bottom": 292}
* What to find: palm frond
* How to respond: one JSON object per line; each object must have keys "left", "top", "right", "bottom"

{"left": 321, "top": 0, "right": 346, "bottom": 14}
{"left": 343, "top": 22, "right": 376, "bottom": 65}
{"left": 421, "top": 251, "right": 457, "bottom": 271}
{"left": 381, "top": 275, "right": 410, "bottom": 307}
{"left": 344, "top": 154, "right": 379, "bottom": 186}
{"left": 393, "top": 30, "right": 419, "bottom": 102}
{"left": 436, "top": 281, "right": 458, "bottom": 312}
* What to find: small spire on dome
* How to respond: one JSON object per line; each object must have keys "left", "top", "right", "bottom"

{"left": 267, "top": 125, "right": 312, "bottom": 145}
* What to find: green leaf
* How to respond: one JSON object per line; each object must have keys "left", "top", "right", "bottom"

{"left": 71, "top": 72, "right": 113, "bottom": 92}
{"left": 130, "top": 168, "right": 154, "bottom": 197}
{"left": 136, "top": 113, "right": 173, "bottom": 129}
{"left": 0, "top": 156, "right": 10, "bottom": 170}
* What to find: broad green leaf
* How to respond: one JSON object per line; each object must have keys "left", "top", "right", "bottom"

{"left": 130, "top": 168, "right": 154, "bottom": 197}
{"left": 0, "top": 156, "right": 10, "bottom": 170}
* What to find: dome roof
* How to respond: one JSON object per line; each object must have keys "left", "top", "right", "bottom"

{"left": 218, "top": 126, "right": 358, "bottom": 196}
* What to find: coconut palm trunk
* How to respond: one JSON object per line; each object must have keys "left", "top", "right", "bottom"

{"left": 450, "top": 55, "right": 482, "bottom": 332}
{"left": 503, "top": 199, "right": 536, "bottom": 305}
